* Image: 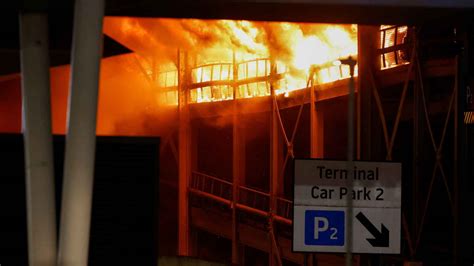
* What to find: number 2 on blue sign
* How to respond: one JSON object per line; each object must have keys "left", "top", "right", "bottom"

{"left": 304, "top": 210, "right": 345, "bottom": 246}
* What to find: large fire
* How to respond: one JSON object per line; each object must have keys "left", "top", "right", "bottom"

{"left": 0, "top": 18, "right": 359, "bottom": 137}
{"left": 104, "top": 18, "right": 358, "bottom": 105}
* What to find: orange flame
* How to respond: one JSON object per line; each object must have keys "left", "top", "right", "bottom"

{"left": 105, "top": 18, "right": 359, "bottom": 105}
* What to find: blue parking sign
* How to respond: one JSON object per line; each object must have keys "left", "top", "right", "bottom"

{"left": 305, "top": 210, "right": 345, "bottom": 246}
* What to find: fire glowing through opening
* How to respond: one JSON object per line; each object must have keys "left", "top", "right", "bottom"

{"left": 104, "top": 18, "right": 358, "bottom": 105}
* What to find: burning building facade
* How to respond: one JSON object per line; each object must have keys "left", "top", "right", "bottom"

{"left": 0, "top": 13, "right": 471, "bottom": 265}
{"left": 100, "top": 18, "right": 462, "bottom": 265}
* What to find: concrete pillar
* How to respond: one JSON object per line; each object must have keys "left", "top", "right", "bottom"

{"left": 232, "top": 55, "right": 245, "bottom": 265}
{"left": 19, "top": 12, "right": 57, "bottom": 266}
{"left": 310, "top": 79, "right": 324, "bottom": 158}
{"left": 269, "top": 61, "right": 283, "bottom": 266}
{"left": 57, "top": 0, "right": 104, "bottom": 264}
{"left": 357, "top": 26, "right": 379, "bottom": 160}
{"left": 178, "top": 51, "right": 191, "bottom": 256}
{"left": 356, "top": 24, "right": 380, "bottom": 266}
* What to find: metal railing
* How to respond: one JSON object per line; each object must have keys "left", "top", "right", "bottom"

{"left": 190, "top": 171, "right": 293, "bottom": 223}
{"left": 276, "top": 197, "right": 293, "bottom": 220}
{"left": 238, "top": 185, "right": 270, "bottom": 212}
{"left": 190, "top": 172, "right": 233, "bottom": 201}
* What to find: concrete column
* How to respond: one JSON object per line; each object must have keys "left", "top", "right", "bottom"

{"left": 231, "top": 107, "right": 240, "bottom": 266}
{"left": 232, "top": 54, "right": 244, "bottom": 265}
{"left": 19, "top": 12, "right": 57, "bottom": 266}
{"left": 57, "top": 0, "right": 104, "bottom": 264}
{"left": 178, "top": 50, "right": 191, "bottom": 256}
{"left": 357, "top": 26, "right": 379, "bottom": 160}
{"left": 269, "top": 61, "right": 283, "bottom": 266}
{"left": 270, "top": 100, "right": 280, "bottom": 207}
{"left": 356, "top": 25, "right": 379, "bottom": 266}
{"left": 310, "top": 79, "right": 324, "bottom": 158}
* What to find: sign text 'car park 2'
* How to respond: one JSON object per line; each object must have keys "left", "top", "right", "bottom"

{"left": 293, "top": 159, "right": 401, "bottom": 254}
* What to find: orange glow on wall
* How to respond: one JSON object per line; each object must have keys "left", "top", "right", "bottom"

{"left": 0, "top": 53, "right": 171, "bottom": 136}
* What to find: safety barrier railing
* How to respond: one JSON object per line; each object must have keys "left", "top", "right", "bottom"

{"left": 238, "top": 185, "right": 270, "bottom": 212}
{"left": 190, "top": 172, "right": 233, "bottom": 201}
{"left": 276, "top": 197, "right": 293, "bottom": 220}
{"left": 190, "top": 171, "right": 293, "bottom": 224}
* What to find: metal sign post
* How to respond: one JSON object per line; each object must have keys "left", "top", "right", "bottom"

{"left": 343, "top": 56, "right": 357, "bottom": 266}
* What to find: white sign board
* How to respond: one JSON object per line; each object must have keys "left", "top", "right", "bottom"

{"left": 293, "top": 159, "right": 402, "bottom": 254}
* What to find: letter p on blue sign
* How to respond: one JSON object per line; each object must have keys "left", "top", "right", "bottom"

{"left": 304, "top": 210, "right": 344, "bottom": 246}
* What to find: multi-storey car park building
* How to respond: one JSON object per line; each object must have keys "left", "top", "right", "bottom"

{"left": 103, "top": 22, "right": 469, "bottom": 265}
{"left": 0, "top": 7, "right": 473, "bottom": 266}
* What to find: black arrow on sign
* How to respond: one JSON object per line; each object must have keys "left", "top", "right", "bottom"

{"left": 355, "top": 212, "right": 389, "bottom": 247}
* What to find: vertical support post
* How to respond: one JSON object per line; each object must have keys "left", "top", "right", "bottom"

{"left": 58, "top": 0, "right": 104, "bottom": 264}
{"left": 357, "top": 26, "right": 379, "bottom": 161}
{"left": 309, "top": 68, "right": 323, "bottom": 266}
{"left": 356, "top": 25, "right": 379, "bottom": 266}
{"left": 305, "top": 253, "right": 314, "bottom": 266}
{"left": 19, "top": 12, "right": 57, "bottom": 266}
{"left": 343, "top": 57, "right": 357, "bottom": 266}
{"left": 355, "top": 25, "right": 380, "bottom": 265}
{"left": 231, "top": 53, "right": 244, "bottom": 265}
{"left": 178, "top": 50, "right": 191, "bottom": 256}
{"left": 269, "top": 60, "right": 282, "bottom": 266}
{"left": 412, "top": 49, "right": 423, "bottom": 253}
{"left": 269, "top": 63, "right": 276, "bottom": 266}
{"left": 453, "top": 53, "right": 460, "bottom": 266}
{"left": 188, "top": 126, "right": 198, "bottom": 257}
{"left": 454, "top": 26, "right": 470, "bottom": 266}
{"left": 310, "top": 74, "right": 324, "bottom": 158}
